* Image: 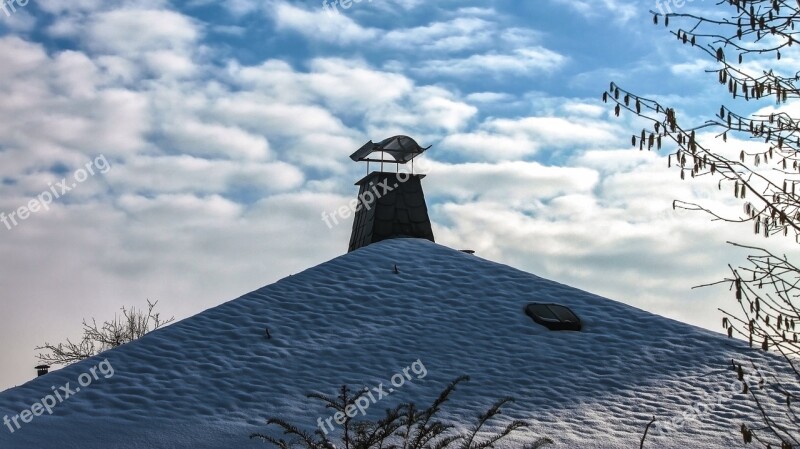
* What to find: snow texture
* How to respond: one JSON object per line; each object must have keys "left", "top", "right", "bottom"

{"left": 0, "top": 238, "right": 786, "bottom": 448}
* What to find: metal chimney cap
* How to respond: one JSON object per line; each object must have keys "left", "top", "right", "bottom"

{"left": 350, "top": 135, "right": 430, "bottom": 164}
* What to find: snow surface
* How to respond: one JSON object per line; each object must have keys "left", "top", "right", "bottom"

{"left": 0, "top": 238, "right": 786, "bottom": 448}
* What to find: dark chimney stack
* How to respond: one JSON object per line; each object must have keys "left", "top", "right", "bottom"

{"left": 348, "top": 135, "right": 435, "bottom": 252}
{"left": 35, "top": 364, "right": 50, "bottom": 377}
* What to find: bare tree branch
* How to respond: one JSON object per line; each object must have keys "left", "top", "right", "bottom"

{"left": 35, "top": 299, "right": 174, "bottom": 366}
{"left": 605, "top": 2, "right": 800, "bottom": 447}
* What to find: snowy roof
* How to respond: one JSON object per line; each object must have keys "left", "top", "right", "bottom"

{"left": 0, "top": 238, "right": 784, "bottom": 448}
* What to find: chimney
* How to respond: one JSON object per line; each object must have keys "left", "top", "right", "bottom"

{"left": 348, "top": 135, "right": 435, "bottom": 252}
{"left": 35, "top": 364, "right": 50, "bottom": 377}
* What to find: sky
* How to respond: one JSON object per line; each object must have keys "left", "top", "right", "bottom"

{"left": 0, "top": 0, "right": 797, "bottom": 390}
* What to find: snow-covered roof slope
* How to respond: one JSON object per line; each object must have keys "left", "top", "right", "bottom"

{"left": 0, "top": 238, "right": 777, "bottom": 448}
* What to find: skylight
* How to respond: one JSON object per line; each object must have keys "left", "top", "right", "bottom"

{"left": 524, "top": 303, "right": 582, "bottom": 331}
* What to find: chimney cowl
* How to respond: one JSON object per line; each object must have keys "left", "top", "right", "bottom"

{"left": 347, "top": 136, "right": 434, "bottom": 252}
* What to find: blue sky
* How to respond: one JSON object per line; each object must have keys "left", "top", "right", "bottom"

{"left": 0, "top": 0, "right": 794, "bottom": 389}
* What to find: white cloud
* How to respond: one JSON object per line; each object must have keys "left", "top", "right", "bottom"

{"left": 417, "top": 47, "right": 567, "bottom": 77}
{"left": 304, "top": 58, "right": 414, "bottom": 112}
{"left": 552, "top": 0, "right": 638, "bottom": 22}
{"left": 465, "top": 92, "right": 515, "bottom": 103}
{"left": 110, "top": 155, "right": 304, "bottom": 195}
{"left": 441, "top": 115, "right": 619, "bottom": 160}
{"left": 381, "top": 17, "right": 495, "bottom": 52}
{"left": 162, "top": 120, "right": 271, "bottom": 160}
{"left": 213, "top": 96, "right": 348, "bottom": 137}
{"left": 361, "top": 85, "right": 477, "bottom": 134}
{"left": 117, "top": 193, "right": 243, "bottom": 223}
{"left": 562, "top": 101, "right": 606, "bottom": 118}
{"left": 669, "top": 58, "right": 715, "bottom": 77}
{"left": 43, "top": 6, "right": 203, "bottom": 79}
{"left": 440, "top": 132, "right": 538, "bottom": 160}
{"left": 205, "top": 0, "right": 261, "bottom": 16}
{"left": 226, "top": 57, "right": 477, "bottom": 140}
{"left": 266, "top": 2, "right": 566, "bottom": 78}
{"left": 272, "top": 1, "right": 379, "bottom": 45}
{"left": 84, "top": 9, "right": 200, "bottom": 55}
{"left": 425, "top": 160, "right": 599, "bottom": 206}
